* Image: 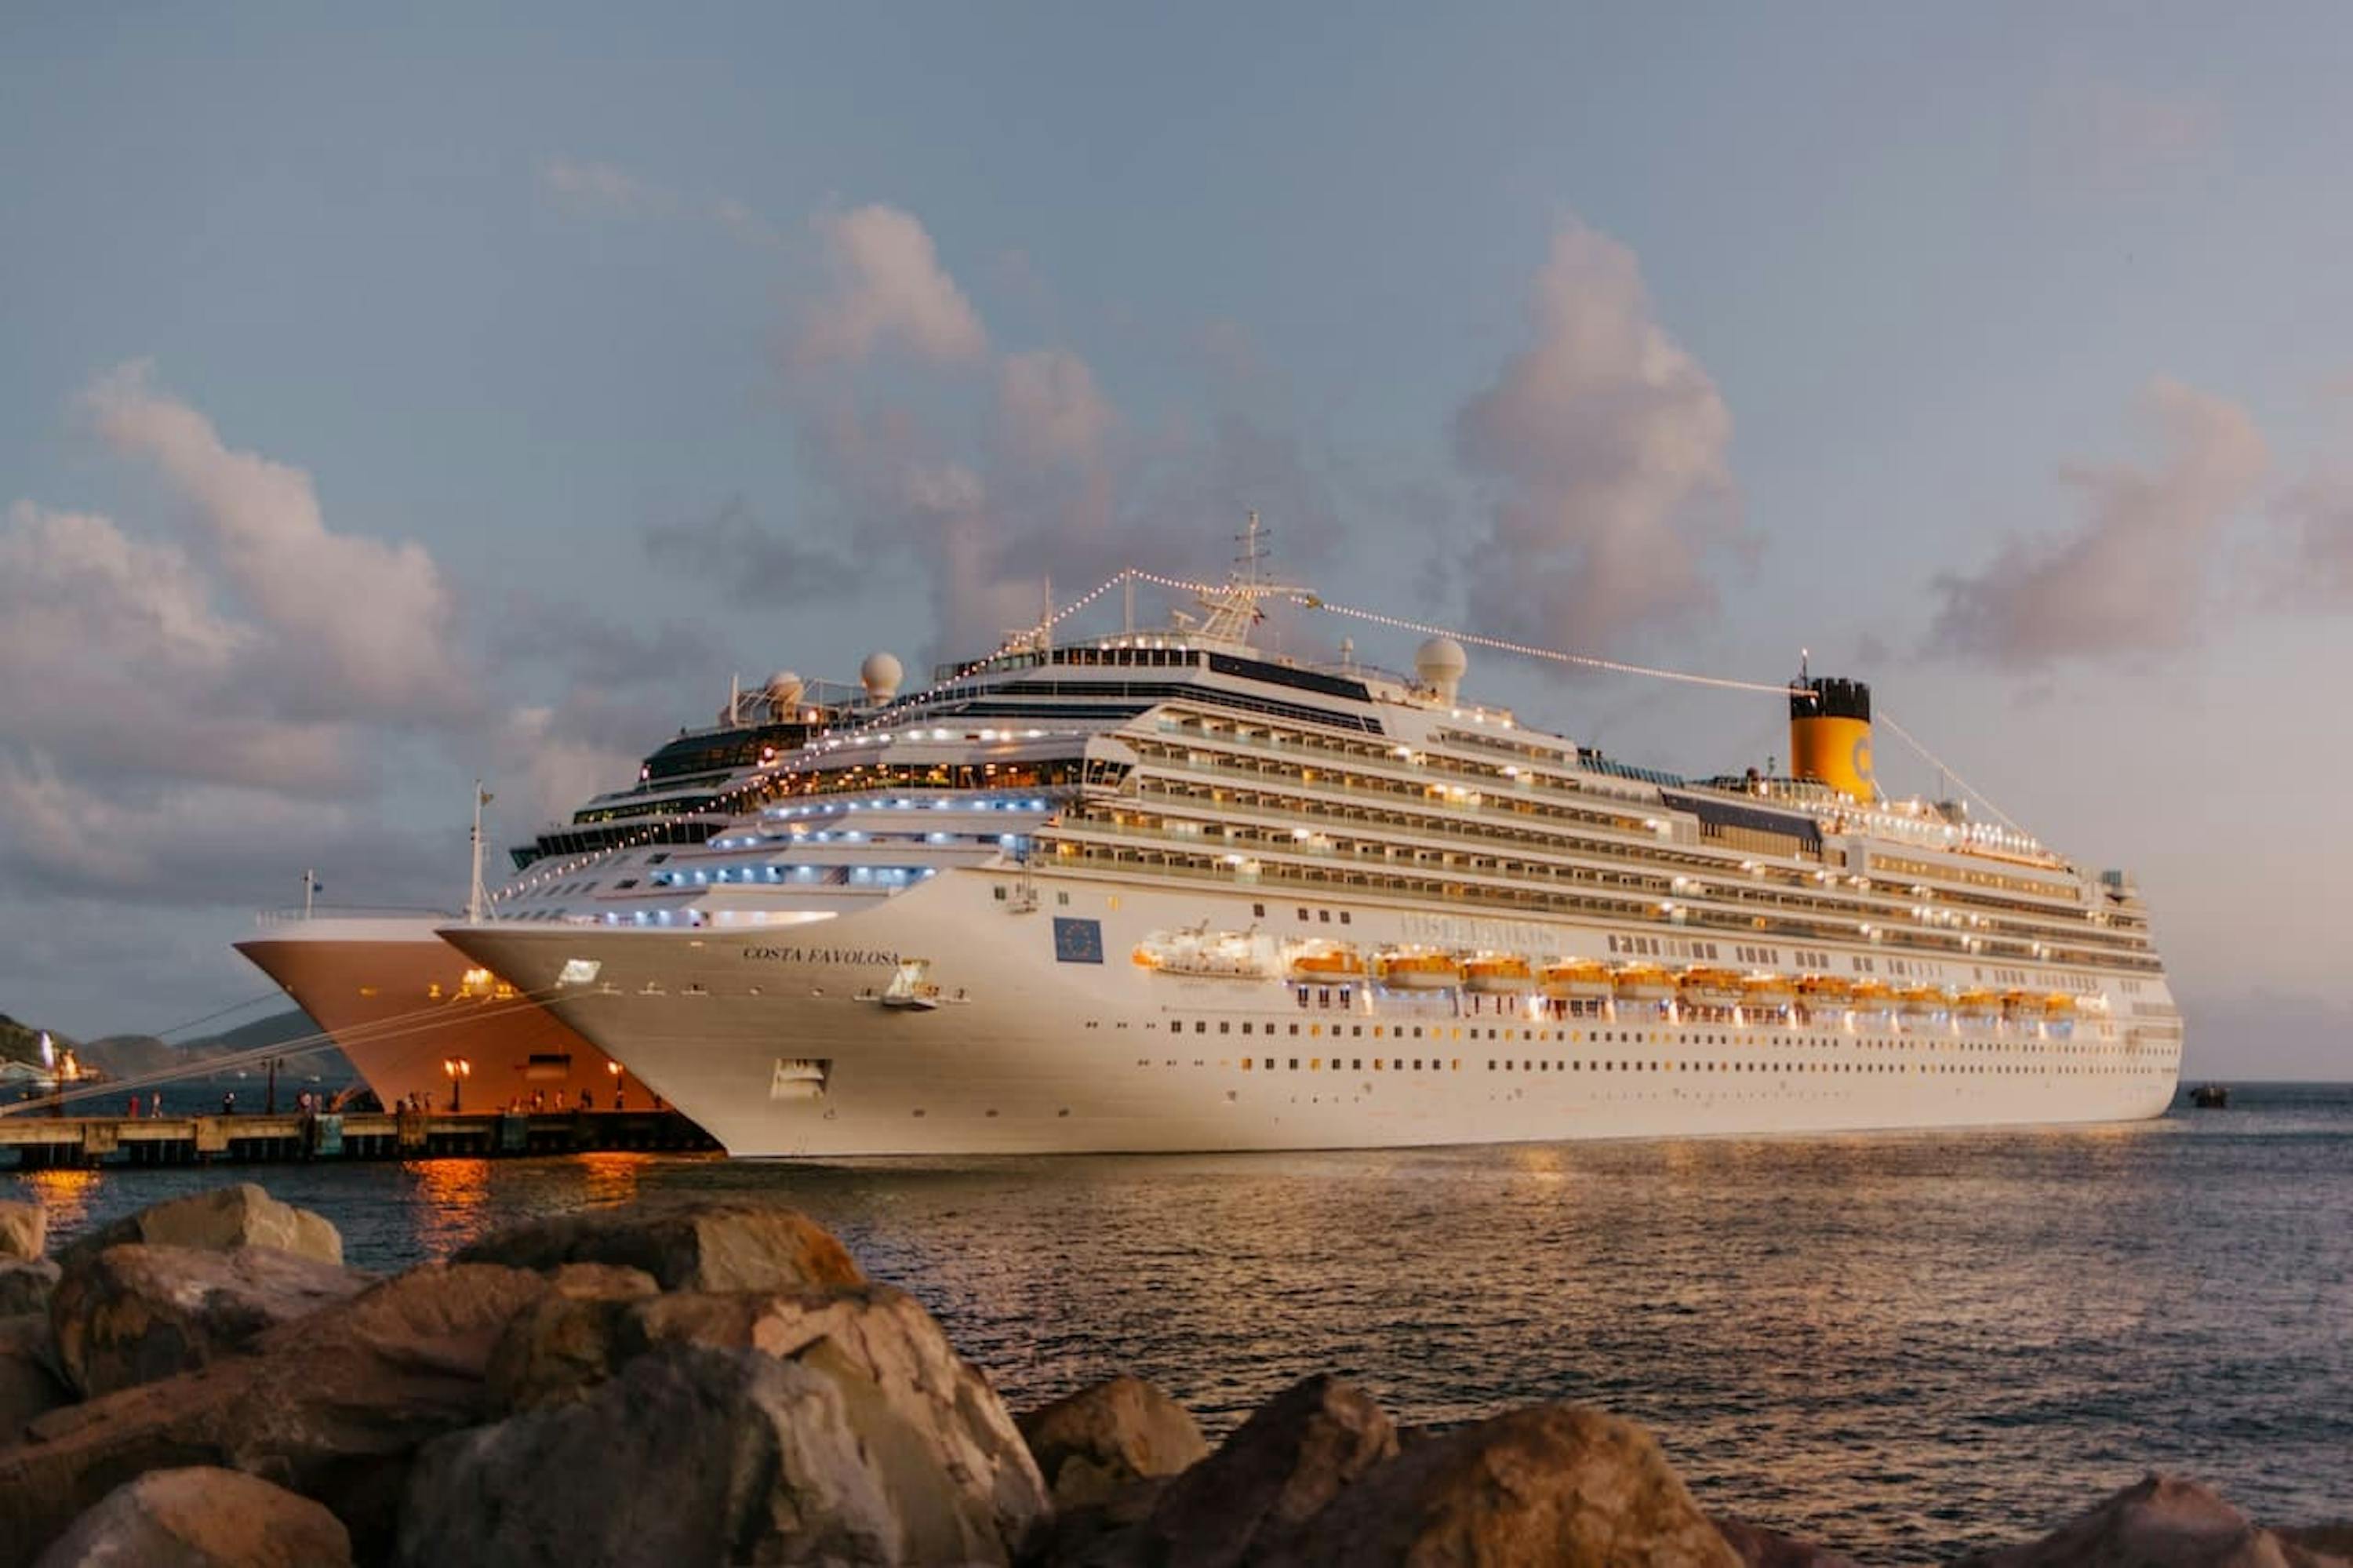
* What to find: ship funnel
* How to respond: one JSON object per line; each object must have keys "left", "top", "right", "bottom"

{"left": 1789, "top": 676, "right": 1875, "bottom": 802}
{"left": 1415, "top": 636, "right": 1468, "bottom": 704}
{"left": 860, "top": 651, "right": 904, "bottom": 704}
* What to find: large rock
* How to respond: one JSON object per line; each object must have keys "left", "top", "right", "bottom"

{"left": 0, "top": 1315, "right": 71, "bottom": 1446}
{"left": 481, "top": 1264, "right": 662, "bottom": 1412}
{"left": 0, "top": 1260, "right": 60, "bottom": 1319}
{"left": 0, "top": 1261, "right": 624, "bottom": 1565}
{"left": 1018, "top": 1375, "right": 1209, "bottom": 1509}
{"left": 61, "top": 1184, "right": 341, "bottom": 1268}
{"left": 402, "top": 1341, "right": 1041, "bottom": 1566}
{"left": 1259, "top": 1402, "right": 1740, "bottom": 1567}
{"left": 34, "top": 1465, "right": 351, "bottom": 1568}
{"left": 454, "top": 1198, "right": 864, "bottom": 1293}
{"left": 1958, "top": 1475, "right": 2346, "bottom": 1568}
{"left": 49, "top": 1243, "right": 376, "bottom": 1397}
{"left": 0, "top": 1202, "right": 45, "bottom": 1261}
{"left": 1135, "top": 1374, "right": 1399, "bottom": 1568}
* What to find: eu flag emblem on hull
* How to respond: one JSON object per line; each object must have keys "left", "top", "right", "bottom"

{"left": 1053, "top": 917, "right": 1104, "bottom": 963}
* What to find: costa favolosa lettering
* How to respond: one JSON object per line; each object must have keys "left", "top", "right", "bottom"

{"left": 739, "top": 946, "right": 900, "bottom": 967}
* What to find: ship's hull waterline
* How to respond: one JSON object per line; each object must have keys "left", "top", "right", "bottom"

{"left": 236, "top": 919, "right": 654, "bottom": 1111}
{"left": 442, "top": 871, "right": 2181, "bottom": 1159}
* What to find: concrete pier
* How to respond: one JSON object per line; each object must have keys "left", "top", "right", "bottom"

{"left": 0, "top": 1108, "right": 718, "bottom": 1168}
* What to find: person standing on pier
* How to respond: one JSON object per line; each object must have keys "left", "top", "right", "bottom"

{"left": 127, "top": 1094, "right": 140, "bottom": 1118}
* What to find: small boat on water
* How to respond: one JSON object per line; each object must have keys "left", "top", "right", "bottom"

{"left": 2190, "top": 1083, "right": 2230, "bottom": 1109}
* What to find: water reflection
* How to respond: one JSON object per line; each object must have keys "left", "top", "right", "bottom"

{"left": 3, "top": 1093, "right": 2348, "bottom": 1560}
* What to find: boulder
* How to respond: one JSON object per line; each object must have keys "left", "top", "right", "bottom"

{"left": 1135, "top": 1374, "right": 1399, "bottom": 1568}
{"left": 0, "top": 1260, "right": 60, "bottom": 1319}
{"left": 399, "top": 1341, "right": 1030, "bottom": 1566}
{"left": 1259, "top": 1402, "right": 1738, "bottom": 1568}
{"left": 0, "top": 1202, "right": 45, "bottom": 1261}
{"left": 453, "top": 1198, "right": 864, "bottom": 1293}
{"left": 2280, "top": 1526, "right": 2353, "bottom": 1562}
{"left": 60, "top": 1184, "right": 341, "bottom": 1268}
{"left": 0, "top": 1261, "right": 586, "bottom": 1564}
{"left": 33, "top": 1465, "right": 351, "bottom": 1568}
{"left": 0, "top": 1315, "right": 71, "bottom": 1446}
{"left": 1715, "top": 1516, "right": 1859, "bottom": 1568}
{"left": 1018, "top": 1375, "right": 1209, "bottom": 1509}
{"left": 1957, "top": 1475, "right": 2343, "bottom": 1568}
{"left": 482, "top": 1264, "right": 662, "bottom": 1412}
{"left": 49, "top": 1243, "right": 376, "bottom": 1397}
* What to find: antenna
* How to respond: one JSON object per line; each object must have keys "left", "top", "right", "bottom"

{"left": 302, "top": 868, "right": 316, "bottom": 920}
{"left": 1237, "top": 511, "right": 1269, "bottom": 587}
{"left": 466, "top": 780, "right": 495, "bottom": 924}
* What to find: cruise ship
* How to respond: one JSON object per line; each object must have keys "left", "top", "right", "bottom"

{"left": 440, "top": 546, "right": 2182, "bottom": 1156}
{"left": 235, "top": 671, "right": 876, "bottom": 1111}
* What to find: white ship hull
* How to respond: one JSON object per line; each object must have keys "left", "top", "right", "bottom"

{"left": 235, "top": 919, "right": 656, "bottom": 1111}
{"left": 443, "top": 870, "right": 2182, "bottom": 1159}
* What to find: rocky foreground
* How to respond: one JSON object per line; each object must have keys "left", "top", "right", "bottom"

{"left": 0, "top": 1188, "right": 2342, "bottom": 1567}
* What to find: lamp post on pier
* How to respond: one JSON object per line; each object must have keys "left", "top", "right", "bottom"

{"left": 442, "top": 1056, "right": 471, "bottom": 1115}
{"left": 606, "top": 1058, "right": 624, "bottom": 1111}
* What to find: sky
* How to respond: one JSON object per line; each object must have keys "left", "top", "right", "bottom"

{"left": 3, "top": 4, "right": 2351, "bottom": 1075}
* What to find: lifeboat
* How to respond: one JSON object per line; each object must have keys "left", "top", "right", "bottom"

{"left": 1376, "top": 948, "right": 1464, "bottom": 991}
{"left": 1540, "top": 959, "right": 1614, "bottom": 999}
{"left": 1132, "top": 924, "right": 1275, "bottom": 980}
{"left": 1953, "top": 988, "right": 1999, "bottom": 1017}
{"left": 1678, "top": 966, "right": 1746, "bottom": 1007}
{"left": 1610, "top": 963, "right": 1675, "bottom": 1002}
{"left": 1897, "top": 984, "right": 1950, "bottom": 1017}
{"left": 1795, "top": 974, "right": 1854, "bottom": 1005}
{"left": 1849, "top": 979, "right": 1894, "bottom": 1012}
{"left": 1462, "top": 953, "right": 1535, "bottom": 994}
{"left": 1286, "top": 942, "right": 1366, "bottom": 984}
{"left": 2000, "top": 989, "right": 2045, "bottom": 1020}
{"left": 1740, "top": 973, "right": 1796, "bottom": 1007}
{"left": 2043, "top": 993, "right": 2078, "bottom": 1017}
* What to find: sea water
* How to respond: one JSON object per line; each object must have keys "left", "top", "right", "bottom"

{"left": 12, "top": 1083, "right": 2349, "bottom": 1559}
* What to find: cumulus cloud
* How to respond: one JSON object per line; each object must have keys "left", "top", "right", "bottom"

{"left": 1930, "top": 377, "right": 2268, "bottom": 667}
{"left": 538, "top": 158, "right": 672, "bottom": 217}
{"left": 787, "top": 204, "right": 987, "bottom": 368}
{"left": 642, "top": 496, "right": 860, "bottom": 611}
{"left": 997, "top": 349, "right": 1115, "bottom": 467}
{"left": 84, "top": 362, "right": 471, "bottom": 719}
{"left": 1452, "top": 223, "right": 1742, "bottom": 656}
{"left": 2264, "top": 471, "right": 2353, "bottom": 606}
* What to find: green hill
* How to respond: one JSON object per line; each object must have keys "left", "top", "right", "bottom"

{"left": 0, "top": 1014, "right": 75, "bottom": 1065}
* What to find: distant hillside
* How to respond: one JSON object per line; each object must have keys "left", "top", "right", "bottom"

{"left": 14, "top": 1008, "right": 354, "bottom": 1083}
{"left": 0, "top": 1014, "right": 75, "bottom": 1065}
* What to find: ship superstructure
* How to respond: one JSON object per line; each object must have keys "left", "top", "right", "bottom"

{"left": 235, "top": 670, "right": 878, "bottom": 1110}
{"left": 441, "top": 548, "right": 2181, "bottom": 1155}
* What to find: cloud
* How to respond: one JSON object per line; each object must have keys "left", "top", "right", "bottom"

{"left": 788, "top": 205, "right": 987, "bottom": 368}
{"left": 1929, "top": 378, "right": 2268, "bottom": 667}
{"left": 642, "top": 496, "right": 860, "bottom": 611}
{"left": 488, "top": 592, "right": 728, "bottom": 691}
{"left": 1452, "top": 222, "right": 1742, "bottom": 656}
{"left": 997, "top": 349, "right": 1114, "bottom": 467}
{"left": 2264, "top": 471, "right": 2353, "bottom": 607}
{"left": 83, "top": 362, "right": 472, "bottom": 719}
{"left": 538, "top": 158, "right": 672, "bottom": 217}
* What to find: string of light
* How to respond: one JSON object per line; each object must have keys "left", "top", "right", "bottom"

{"left": 482, "top": 559, "right": 2034, "bottom": 912}
{"left": 1875, "top": 711, "right": 2029, "bottom": 838}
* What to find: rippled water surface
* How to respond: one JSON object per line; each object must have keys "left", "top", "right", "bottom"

{"left": 12, "top": 1085, "right": 2350, "bottom": 1559}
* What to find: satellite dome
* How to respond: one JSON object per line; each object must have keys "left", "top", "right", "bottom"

{"left": 860, "top": 650, "right": 904, "bottom": 703}
{"left": 763, "top": 671, "right": 805, "bottom": 716}
{"left": 1415, "top": 636, "right": 1469, "bottom": 702}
